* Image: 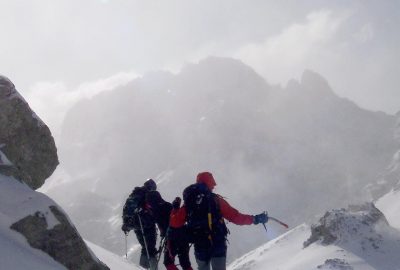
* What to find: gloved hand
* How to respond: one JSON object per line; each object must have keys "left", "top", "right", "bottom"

{"left": 172, "top": 197, "right": 181, "bottom": 209}
{"left": 121, "top": 223, "right": 130, "bottom": 235}
{"left": 253, "top": 212, "right": 268, "bottom": 225}
{"left": 134, "top": 207, "right": 143, "bottom": 214}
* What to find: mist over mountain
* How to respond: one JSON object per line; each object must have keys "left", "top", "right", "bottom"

{"left": 42, "top": 57, "right": 397, "bottom": 261}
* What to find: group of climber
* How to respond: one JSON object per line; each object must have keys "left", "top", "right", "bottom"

{"left": 121, "top": 171, "right": 268, "bottom": 270}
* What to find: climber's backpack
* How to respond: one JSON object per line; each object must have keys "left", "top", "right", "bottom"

{"left": 183, "top": 183, "right": 227, "bottom": 243}
{"left": 122, "top": 186, "right": 154, "bottom": 230}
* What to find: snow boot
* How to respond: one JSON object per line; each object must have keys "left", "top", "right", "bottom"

{"left": 139, "top": 254, "right": 150, "bottom": 269}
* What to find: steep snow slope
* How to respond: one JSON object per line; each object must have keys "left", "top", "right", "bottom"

{"left": 376, "top": 189, "right": 400, "bottom": 229}
{"left": 0, "top": 174, "right": 66, "bottom": 270}
{"left": 85, "top": 240, "right": 142, "bottom": 270}
{"left": 229, "top": 224, "right": 374, "bottom": 270}
{"left": 229, "top": 204, "right": 400, "bottom": 270}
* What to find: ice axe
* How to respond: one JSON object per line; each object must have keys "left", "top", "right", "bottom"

{"left": 261, "top": 211, "right": 289, "bottom": 234}
{"left": 269, "top": 216, "right": 289, "bottom": 229}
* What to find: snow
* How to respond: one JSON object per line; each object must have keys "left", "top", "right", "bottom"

{"left": 228, "top": 224, "right": 371, "bottom": 270}
{"left": 376, "top": 189, "right": 400, "bottom": 229}
{"left": 229, "top": 206, "right": 400, "bottom": 270}
{"left": 0, "top": 146, "right": 13, "bottom": 166}
{"left": 85, "top": 240, "right": 142, "bottom": 270}
{"left": 0, "top": 174, "right": 66, "bottom": 269}
{"left": 0, "top": 174, "right": 61, "bottom": 230}
{"left": 0, "top": 173, "right": 145, "bottom": 270}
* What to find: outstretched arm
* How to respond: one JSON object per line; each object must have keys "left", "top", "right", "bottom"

{"left": 217, "top": 196, "right": 254, "bottom": 225}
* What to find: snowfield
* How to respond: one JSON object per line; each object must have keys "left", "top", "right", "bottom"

{"left": 229, "top": 203, "right": 400, "bottom": 270}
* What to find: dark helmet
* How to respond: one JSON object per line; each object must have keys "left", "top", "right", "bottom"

{"left": 144, "top": 179, "right": 157, "bottom": 191}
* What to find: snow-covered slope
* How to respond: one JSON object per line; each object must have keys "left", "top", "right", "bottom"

{"left": 229, "top": 203, "right": 400, "bottom": 270}
{"left": 377, "top": 189, "right": 400, "bottom": 230}
{"left": 85, "top": 240, "right": 142, "bottom": 270}
{"left": 0, "top": 174, "right": 66, "bottom": 270}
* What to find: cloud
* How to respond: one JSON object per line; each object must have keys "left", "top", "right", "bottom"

{"left": 24, "top": 71, "right": 139, "bottom": 140}
{"left": 235, "top": 10, "right": 348, "bottom": 85}
{"left": 354, "top": 23, "right": 374, "bottom": 43}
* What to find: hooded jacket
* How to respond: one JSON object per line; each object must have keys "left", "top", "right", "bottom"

{"left": 170, "top": 172, "right": 253, "bottom": 227}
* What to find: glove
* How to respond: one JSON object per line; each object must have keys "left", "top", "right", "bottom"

{"left": 121, "top": 223, "right": 130, "bottom": 235}
{"left": 253, "top": 212, "right": 268, "bottom": 225}
{"left": 172, "top": 197, "right": 181, "bottom": 209}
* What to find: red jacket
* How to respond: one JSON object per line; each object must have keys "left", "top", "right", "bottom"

{"left": 215, "top": 195, "right": 253, "bottom": 225}
{"left": 169, "top": 194, "right": 253, "bottom": 227}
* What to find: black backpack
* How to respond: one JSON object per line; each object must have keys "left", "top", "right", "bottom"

{"left": 122, "top": 186, "right": 155, "bottom": 230}
{"left": 183, "top": 183, "right": 227, "bottom": 243}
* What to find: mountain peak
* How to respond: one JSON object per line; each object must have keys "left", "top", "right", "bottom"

{"left": 180, "top": 56, "right": 269, "bottom": 88}
{"left": 300, "top": 69, "right": 336, "bottom": 97}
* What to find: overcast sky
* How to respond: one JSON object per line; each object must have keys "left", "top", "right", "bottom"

{"left": 1, "top": 0, "right": 399, "bottom": 133}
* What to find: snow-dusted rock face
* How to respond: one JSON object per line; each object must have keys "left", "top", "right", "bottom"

{"left": 11, "top": 205, "right": 109, "bottom": 270}
{"left": 0, "top": 76, "right": 109, "bottom": 269}
{"left": 304, "top": 203, "right": 387, "bottom": 248}
{"left": 0, "top": 75, "right": 58, "bottom": 189}
{"left": 0, "top": 175, "right": 110, "bottom": 270}
{"left": 229, "top": 203, "right": 400, "bottom": 270}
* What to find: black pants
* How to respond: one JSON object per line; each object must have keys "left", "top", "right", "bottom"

{"left": 166, "top": 238, "right": 191, "bottom": 269}
{"left": 134, "top": 227, "right": 157, "bottom": 256}
{"left": 166, "top": 228, "right": 192, "bottom": 269}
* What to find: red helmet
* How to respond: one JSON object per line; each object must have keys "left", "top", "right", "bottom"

{"left": 196, "top": 172, "right": 217, "bottom": 190}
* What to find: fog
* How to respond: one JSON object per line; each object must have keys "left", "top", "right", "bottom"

{"left": 39, "top": 57, "right": 397, "bottom": 261}
{"left": 1, "top": 0, "right": 399, "bottom": 266}
{"left": 1, "top": 1, "right": 400, "bottom": 117}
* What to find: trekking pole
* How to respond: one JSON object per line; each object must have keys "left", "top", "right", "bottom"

{"left": 138, "top": 213, "right": 151, "bottom": 266}
{"left": 156, "top": 237, "right": 166, "bottom": 265}
{"left": 262, "top": 211, "right": 268, "bottom": 234}
{"left": 125, "top": 234, "right": 127, "bottom": 259}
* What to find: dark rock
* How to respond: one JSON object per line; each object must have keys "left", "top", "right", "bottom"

{"left": 304, "top": 203, "right": 387, "bottom": 248}
{"left": 11, "top": 205, "right": 109, "bottom": 270}
{"left": 317, "top": 258, "right": 353, "bottom": 270}
{"left": 0, "top": 75, "right": 58, "bottom": 189}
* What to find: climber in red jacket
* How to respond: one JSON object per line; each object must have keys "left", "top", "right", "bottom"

{"left": 168, "top": 172, "right": 268, "bottom": 270}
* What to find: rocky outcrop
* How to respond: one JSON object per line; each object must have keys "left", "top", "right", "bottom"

{"left": 11, "top": 205, "right": 108, "bottom": 270}
{"left": 0, "top": 75, "right": 58, "bottom": 189}
{"left": 304, "top": 203, "right": 388, "bottom": 248}
{"left": 0, "top": 76, "right": 109, "bottom": 269}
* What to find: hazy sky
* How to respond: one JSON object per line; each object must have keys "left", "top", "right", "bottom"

{"left": 1, "top": 0, "right": 399, "bottom": 133}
